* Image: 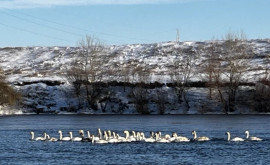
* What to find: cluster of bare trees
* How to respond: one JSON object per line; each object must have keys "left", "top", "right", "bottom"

{"left": 201, "top": 33, "right": 254, "bottom": 114}
{"left": 0, "top": 68, "right": 21, "bottom": 106}
{"left": 65, "top": 33, "right": 269, "bottom": 114}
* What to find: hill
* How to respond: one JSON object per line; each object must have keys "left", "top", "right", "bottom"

{"left": 0, "top": 39, "right": 269, "bottom": 115}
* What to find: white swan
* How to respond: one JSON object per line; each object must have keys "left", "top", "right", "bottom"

{"left": 226, "top": 132, "right": 244, "bottom": 142}
{"left": 155, "top": 132, "right": 170, "bottom": 143}
{"left": 123, "top": 130, "right": 136, "bottom": 142}
{"left": 97, "top": 128, "right": 103, "bottom": 140}
{"left": 92, "top": 134, "right": 108, "bottom": 144}
{"left": 140, "top": 132, "right": 155, "bottom": 143}
{"left": 116, "top": 134, "right": 126, "bottom": 142}
{"left": 58, "top": 130, "right": 72, "bottom": 141}
{"left": 245, "top": 130, "right": 262, "bottom": 141}
{"left": 46, "top": 134, "right": 58, "bottom": 142}
{"left": 192, "top": 130, "right": 210, "bottom": 141}
{"left": 70, "top": 131, "right": 83, "bottom": 142}
{"left": 173, "top": 133, "right": 190, "bottom": 142}
{"left": 30, "top": 131, "right": 46, "bottom": 141}
{"left": 107, "top": 132, "right": 119, "bottom": 143}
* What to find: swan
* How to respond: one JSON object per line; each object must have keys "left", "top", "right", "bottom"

{"left": 173, "top": 133, "right": 190, "bottom": 142}
{"left": 46, "top": 134, "right": 58, "bottom": 142}
{"left": 165, "top": 134, "right": 175, "bottom": 142}
{"left": 150, "top": 131, "right": 155, "bottom": 139}
{"left": 107, "top": 132, "right": 119, "bottom": 143}
{"left": 131, "top": 131, "right": 137, "bottom": 141}
{"left": 30, "top": 131, "right": 46, "bottom": 141}
{"left": 155, "top": 132, "right": 170, "bottom": 143}
{"left": 92, "top": 134, "right": 108, "bottom": 144}
{"left": 58, "top": 130, "right": 72, "bottom": 141}
{"left": 226, "top": 132, "right": 244, "bottom": 142}
{"left": 81, "top": 131, "right": 92, "bottom": 142}
{"left": 97, "top": 128, "right": 103, "bottom": 140}
{"left": 107, "top": 130, "right": 113, "bottom": 139}
{"left": 140, "top": 132, "right": 155, "bottom": 143}
{"left": 116, "top": 134, "right": 126, "bottom": 142}
{"left": 245, "top": 131, "right": 262, "bottom": 141}
{"left": 123, "top": 130, "right": 136, "bottom": 142}
{"left": 79, "top": 130, "right": 90, "bottom": 142}
{"left": 136, "top": 132, "right": 143, "bottom": 141}
{"left": 70, "top": 131, "right": 83, "bottom": 142}
{"left": 192, "top": 130, "right": 210, "bottom": 141}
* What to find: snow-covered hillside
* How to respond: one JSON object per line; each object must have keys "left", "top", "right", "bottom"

{"left": 0, "top": 39, "right": 269, "bottom": 115}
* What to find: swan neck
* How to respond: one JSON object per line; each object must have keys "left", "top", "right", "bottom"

{"left": 70, "top": 132, "right": 73, "bottom": 139}
{"left": 59, "top": 132, "right": 63, "bottom": 140}
{"left": 246, "top": 132, "right": 249, "bottom": 139}
{"left": 31, "top": 132, "right": 34, "bottom": 140}
{"left": 193, "top": 132, "right": 197, "bottom": 139}
{"left": 125, "top": 131, "right": 129, "bottom": 139}
{"left": 227, "top": 132, "right": 230, "bottom": 141}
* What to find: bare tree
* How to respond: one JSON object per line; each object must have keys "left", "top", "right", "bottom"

{"left": 200, "top": 42, "right": 220, "bottom": 99}
{"left": 209, "top": 32, "right": 254, "bottom": 113}
{"left": 254, "top": 57, "right": 270, "bottom": 112}
{"left": 130, "top": 65, "right": 150, "bottom": 114}
{"left": 170, "top": 47, "right": 196, "bottom": 109}
{"left": 155, "top": 88, "right": 167, "bottom": 114}
{"left": 67, "top": 35, "right": 105, "bottom": 110}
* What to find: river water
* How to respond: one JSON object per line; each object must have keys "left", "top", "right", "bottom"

{"left": 0, "top": 115, "right": 269, "bottom": 164}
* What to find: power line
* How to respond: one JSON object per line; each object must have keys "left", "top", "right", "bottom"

{"left": 0, "top": 7, "right": 156, "bottom": 43}
{"left": 0, "top": 22, "right": 72, "bottom": 44}
{"left": 0, "top": 9, "right": 83, "bottom": 37}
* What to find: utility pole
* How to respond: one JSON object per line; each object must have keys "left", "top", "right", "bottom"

{"left": 176, "top": 29, "right": 180, "bottom": 43}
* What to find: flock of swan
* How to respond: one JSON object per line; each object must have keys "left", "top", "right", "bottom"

{"left": 30, "top": 129, "right": 263, "bottom": 143}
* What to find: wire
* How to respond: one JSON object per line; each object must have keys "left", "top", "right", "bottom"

{"left": 0, "top": 9, "right": 83, "bottom": 37}
{"left": 0, "top": 22, "right": 72, "bottom": 44}
{"left": 0, "top": 7, "right": 156, "bottom": 43}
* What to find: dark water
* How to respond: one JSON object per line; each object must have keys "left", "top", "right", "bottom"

{"left": 0, "top": 115, "right": 269, "bottom": 164}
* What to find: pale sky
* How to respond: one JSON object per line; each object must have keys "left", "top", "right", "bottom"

{"left": 0, "top": 0, "right": 269, "bottom": 46}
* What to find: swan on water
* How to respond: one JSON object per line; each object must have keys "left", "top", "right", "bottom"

{"left": 116, "top": 133, "right": 126, "bottom": 142}
{"left": 104, "top": 131, "right": 118, "bottom": 143}
{"left": 46, "top": 134, "right": 58, "bottom": 142}
{"left": 192, "top": 130, "right": 210, "bottom": 141}
{"left": 123, "top": 130, "right": 136, "bottom": 142}
{"left": 58, "top": 130, "right": 72, "bottom": 141}
{"left": 30, "top": 131, "right": 47, "bottom": 141}
{"left": 155, "top": 132, "right": 170, "bottom": 143}
{"left": 92, "top": 134, "right": 108, "bottom": 144}
{"left": 81, "top": 130, "right": 92, "bottom": 142}
{"left": 140, "top": 132, "right": 155, "bottom": 143}
{"left": 226, "top": 132, "right": 244, "bottom": 142}
{"left": 245, "top": 130, "right": 262, "bottom": 141}
{"left": 97, "top": 128, "right": 102, "bottom": 140}
{"left": 79, "top": 130, "right": 90, "bottom": 142}
{"left": 70, "top": 131, "right": 83, "bottom": 142}
{"left": 173, "top": 132, "right": 190, "bottom": 142}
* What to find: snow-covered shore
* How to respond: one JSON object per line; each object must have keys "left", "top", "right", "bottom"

{"left": 0, "top": 39, "right": 269, "bottom": 115}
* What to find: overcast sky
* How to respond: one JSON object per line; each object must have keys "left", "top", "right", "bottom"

{"left": 0, "top": 0, "right": 269, "bottom": 46}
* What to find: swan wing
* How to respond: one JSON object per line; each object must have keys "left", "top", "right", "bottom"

{"left": 231, "top": 137, "right": 244, "bottom": 142}
{"left": 250, "top": 136, "right": 262, "bottom": 141}
{"left": 62, "top": 137, "right": 71, "bottom": 141}
{"left": 197, "top": 136, "right": 210, "bottom": 141}
{"left": 73, "top": 137, "right": 82, "bottom": 141}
